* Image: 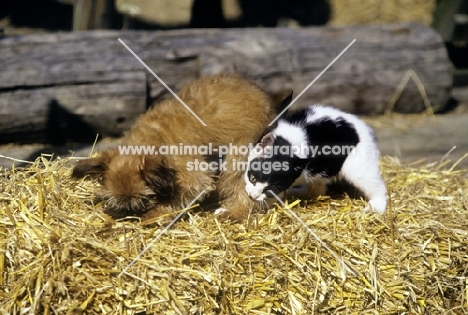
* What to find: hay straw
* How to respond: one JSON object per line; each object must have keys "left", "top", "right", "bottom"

{"left": 118, "top": 191, "right": 207, "bottom": 278}
{"left": 329, "top": 0, "right": 437, "bottom": 26}
{"left": 1, "top": 154, "right": 468, "bottom": 314}
{"left": 0, "top": 154, "right": 34, "bottom": 165}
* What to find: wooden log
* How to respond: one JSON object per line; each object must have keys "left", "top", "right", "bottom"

{"left": 0, "top": 81, "right": 145, "bottom": 143}
{"left": 0, "top": 23, "right": 452, "bottom": 144}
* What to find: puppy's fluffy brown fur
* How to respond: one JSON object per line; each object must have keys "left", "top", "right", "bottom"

{"left": 72, "top": 74, "right": 286, "bottom": 221}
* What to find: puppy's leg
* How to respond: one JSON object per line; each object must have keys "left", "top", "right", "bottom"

{"left": 141, "top": 204, "right": 180, "bottom": 223}
{"left": 216, "top": 153, "right": 260, "bottom": 221}
{"left": 142, "top": 159, "right": 217, "bottom": 221}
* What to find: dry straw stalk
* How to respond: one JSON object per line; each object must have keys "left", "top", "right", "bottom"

{"left": 1, "top": 154, "right": 467, "bottom": 314}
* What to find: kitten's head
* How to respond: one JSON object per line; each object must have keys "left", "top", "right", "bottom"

{"left": 72, "top": 148, "right": 177, "bottom": 219}
{"left": 244, "top": 133, "right": 307, "bottom": 201}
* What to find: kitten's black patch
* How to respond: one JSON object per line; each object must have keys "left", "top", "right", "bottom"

{"left": 247, "top": 154, "right": 306, "bottom": 197}
{"left": 286, "top": 107, "right": 311, "bottom": 125}
{"left": 272, "top": 135, "right": 291, "bottom": 147}
{"left": 248, "top": 133, "right": 308, "bottom": 197}
{"left": 304, "top": 117, "right": 359, "bottom": 177}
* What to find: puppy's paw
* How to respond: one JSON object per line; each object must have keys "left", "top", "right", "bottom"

{"left": 214, "top": 206, "right": 248, "bottom": 222}
{"left": 214, "top": 207, "right": 228, "bottom": 215}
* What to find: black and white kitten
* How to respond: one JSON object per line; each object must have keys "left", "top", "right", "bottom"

{"left": 244, "top": 104, "right": 388, "bottom": 213}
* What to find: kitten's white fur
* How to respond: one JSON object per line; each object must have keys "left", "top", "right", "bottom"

{"left": 274, "top": 121, "right": 309, "bottom": 158}
{"left": 245, "top": 104, "right": 388, "bottom": 213}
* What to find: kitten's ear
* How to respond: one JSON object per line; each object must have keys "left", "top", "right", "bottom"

{"left": 141, "top": 156, "right": 177, "bottom": 202}
{"left": 260, "top": 133, "right": 275, "bottom": 148}
{"left": 250, "top": 133, "right": 276, "bottom": 158}
{"left": 71, "top": 149, "right": 115, "bottom": 179}
{"left": 259, "top": 133, "right": 276, "bottom": 157}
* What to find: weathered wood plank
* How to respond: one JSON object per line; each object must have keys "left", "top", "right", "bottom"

{"left": 0, "top": 23, "right": 452, "bottom": 144}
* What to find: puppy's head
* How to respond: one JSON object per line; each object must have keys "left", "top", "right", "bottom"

{"left": 72, "top": 149, "right": 177, "bottom": 219}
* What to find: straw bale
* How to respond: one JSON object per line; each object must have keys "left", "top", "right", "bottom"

{"left": 1, "top": 154, "right": 468, "bottom": 314}
{"left": 329, "top": 0, "right": 437, "bottom": 26}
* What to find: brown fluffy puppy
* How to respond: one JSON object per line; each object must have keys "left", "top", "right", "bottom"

{"left": 72, "top": 74, "right": 288, "bottom": 221}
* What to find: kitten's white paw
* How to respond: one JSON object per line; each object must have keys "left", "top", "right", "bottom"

{"left": 366, "top": 197, "right": 387, "bottom": 213}
{"left": 214, "top": 207, "right": 228, "bottom": 215}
